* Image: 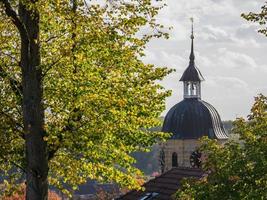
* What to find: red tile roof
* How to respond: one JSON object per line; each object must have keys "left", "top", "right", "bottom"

{"left": 117, "top": 167, "right": 203, "bottom": 200}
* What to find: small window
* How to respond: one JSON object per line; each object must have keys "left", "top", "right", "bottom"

{"left": 139, "top": 192, "right": 159, "bottom": 200}
{"left": 172, "top": 152, "right": 178, "bottom": 167}
{"left": 187, "top": 82, "right": 191, "bottom": 95}
{"left": 192, "top": 83, "right": 197, "bottom": 95}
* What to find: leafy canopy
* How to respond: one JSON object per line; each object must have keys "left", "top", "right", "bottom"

{"left": 175, "top": 94, "right": 267, "bottom": 200}
{"left": 241, "top": 2, "right": 267, "bottom": 36}
{"left": 0, "top": 0, "right": 172, "bottom": 196}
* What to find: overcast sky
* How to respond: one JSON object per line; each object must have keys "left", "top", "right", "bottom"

{"left": 143, "top": 0, "right": 267, "bottom": 120}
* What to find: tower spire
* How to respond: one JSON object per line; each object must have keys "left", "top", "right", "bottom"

{"left": 189, "top": 17, "right": 195, "bottom": 64}
{"left": 180, "top": 18, "right": 204, "bottom": 99}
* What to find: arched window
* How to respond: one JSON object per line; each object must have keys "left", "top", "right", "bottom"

{"left": 186, "top": 82, "right": 190, "bottom": 96}
{"left": 192, "top": 83, "right": 197, "bottom": 95}
{"left": 172, "top": 152, "right": 178, "bottom": 167}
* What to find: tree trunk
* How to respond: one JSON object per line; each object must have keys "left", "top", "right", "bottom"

{"left": 19, "top": 2, "right": 48, "bottom": 200}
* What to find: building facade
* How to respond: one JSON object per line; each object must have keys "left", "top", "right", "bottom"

{"left": 161, "top": 24, "right": 228, "bottom": 172}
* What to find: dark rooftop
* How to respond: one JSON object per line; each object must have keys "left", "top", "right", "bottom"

{"left": 162, "top": 98, "right": 228, "bottom": 140}
{"left": 117, "top": 167, "right": 203, "bottom": 200}
{"left": 179, "top": 64, "right": 204, "bottom": 82}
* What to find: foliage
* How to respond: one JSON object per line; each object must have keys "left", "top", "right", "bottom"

{"left": 95, "top": 186, "right": 121, "bottom": 200}
{"left": 0, "top": 0, "right": 172, "bottom": 197}
{"left": 241, "top": 2, "right": 267, "bottom": 36}
{"left": 1, "top": 184, "right": 61, "bottom": 200}
{"left": 222, "top": 120, "right": 233, "bottom": 133}
{"left": 175, "top": 94, "right": 267, "bottom": 200}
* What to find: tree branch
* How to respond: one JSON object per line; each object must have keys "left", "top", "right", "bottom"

{"left": 0, "top": 154, "right": 26, "bottom": 173}
{"left": 0, "top": 110, "right": 24, "bottom": 139}
{"left": 0, "top": 51, "right": 19, "bottom": 63}
{"left": 0, "top": 0, "right": 29, "bottom": 44}
{"left": 0, "top": 65, "right": 23, "bottom": 101}
{"left": 42, "top": 57, "right": 62, "bottom": 78}
{"left": 48, "top": 109, "right": 83, "bottom": 160}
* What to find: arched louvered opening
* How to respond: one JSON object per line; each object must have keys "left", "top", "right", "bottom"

{"left": 172, "top": 152, "right": 178, "bottom": 167}
{"left": 184, "top": 81, "right": 201, "bottom": 99}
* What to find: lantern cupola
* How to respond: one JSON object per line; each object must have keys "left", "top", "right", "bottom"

{"left": 179, "top": 18, "right": 204, "bottom": 99}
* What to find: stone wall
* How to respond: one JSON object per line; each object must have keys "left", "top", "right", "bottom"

{"left": 162, "top": 139, "right": 199, "bottom": 171}
{"left": 161, "top": 139, "right": 228, "bottom": 172}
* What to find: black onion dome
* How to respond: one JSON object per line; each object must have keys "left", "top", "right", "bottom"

{"left": 162, "top": 99, "right": 228, "bottom": 139}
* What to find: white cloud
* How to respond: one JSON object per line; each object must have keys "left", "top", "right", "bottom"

{"left": 205, "top": 76, "right": 248, "bottom": 90}
{"left": 145, "top": 0, "right": 267, "bottom": 120}
{"left": 217, "top": 48, "right": 258, "bottom": 69}
{"left": 201, "top": 25, "right": 229, "bottom": 41}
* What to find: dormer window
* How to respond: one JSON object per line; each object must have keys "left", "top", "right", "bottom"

{"left": 139, "top": 192, "right": 159, "bottom": 200}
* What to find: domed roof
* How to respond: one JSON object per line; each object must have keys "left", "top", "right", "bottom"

{"left": 162, "top": 99, "right": 228, "bottom": 140}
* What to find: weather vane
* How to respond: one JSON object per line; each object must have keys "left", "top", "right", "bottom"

{"left": 190, "top": 17, "right": 194, "bottom": 39}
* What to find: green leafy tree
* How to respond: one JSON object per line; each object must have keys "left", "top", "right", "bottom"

{"left": 175, "top": 94, "right": 267, "bottom": 200}
{"left": 241, "top": 2, "right": 267, "bottom": 36}
{"left": 0, "top": 0, "right": 171, "bottom": 199}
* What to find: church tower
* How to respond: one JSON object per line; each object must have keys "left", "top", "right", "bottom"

{"left": 161, "top": 20, "right": 228, "bottom": 172}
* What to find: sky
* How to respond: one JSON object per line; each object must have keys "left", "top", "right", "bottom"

{"left": 143, "top": 0, "right": 267, "bottom": 120}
